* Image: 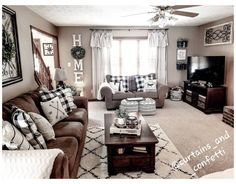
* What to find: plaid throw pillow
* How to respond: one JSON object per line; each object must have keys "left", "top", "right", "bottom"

{"left": 39, "top": 87, "right": 77, "bottom": 113}
{"left": 11, "top": 106, "right": 47, "bottom": 149}
{"left": 135, "top": 74, "right": 155, "bottom": 92}
{"left": 110, "top": 76, "right": 129, "bottom": 92}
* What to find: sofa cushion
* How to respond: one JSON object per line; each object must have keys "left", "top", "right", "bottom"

{"left": 11, "top": 106, "right": 47, "bottom": 149}
{"left": 53, "top": 121, "right": 84, "bottom": 141}
{"left": 107, "top": 75, "right": 129, "bottom": 92}
{"left": 4, "top": 94, "right": 40, "bottom": 114}
{"left": 40, "top": 97, "right": 68, "bottom": 125}
{"left": 28, "top": 112, "right": 55, "bottom": 141}
{"left": 39, "top": 87, "right": 77, "bottom": 113}
{"left": 64, "top": 108, "right": 88, "bottom": 125}
{"left": 2, "top": 120, "right": 34, "bottom": 150}
{"left": 112, "top": 92, "right": 135, "bottom": 100}
{"left": 135, "top": 74, "right": 155, "bottom": 92}
{"left": 47, "top": 137, "right": 78, "bottom": 175}
{"left": 134, "top": 91, "right": 158, "bottom": 99}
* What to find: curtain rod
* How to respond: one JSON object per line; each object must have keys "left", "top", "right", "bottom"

{"left": 89, "top": 28, "right": 168, "bottom": 31}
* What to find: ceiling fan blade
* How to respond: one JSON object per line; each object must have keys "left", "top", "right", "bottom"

{"left": 122, "top": 11, "right": 156, "bottom": 17}
{"left": 171, "top": 5, "right": 199, "bottom": 10}
{"left": 172, "top": 10, "right": 199, "bottom": 17}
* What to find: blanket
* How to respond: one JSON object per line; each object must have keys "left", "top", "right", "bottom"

{"left": 2, "top": 149, "right": 63, "bottom": 179}
{"left": 97, "top": 82, "right": 115, "bottom": 100}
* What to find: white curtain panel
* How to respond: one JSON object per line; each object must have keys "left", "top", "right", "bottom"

{"left": 148, "top": 30, "right": 168, "bottom": 85}
{"left": 90, "top": 30, "right": 113, "bottom": 98}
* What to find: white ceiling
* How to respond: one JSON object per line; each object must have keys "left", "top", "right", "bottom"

{"left": 27, "top": 5, "right": 234, "bottom": 27}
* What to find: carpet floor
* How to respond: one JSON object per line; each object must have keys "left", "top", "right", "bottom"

{"left": 77, "top": 126, "right": 197, "bottom": 179}
{"left": 86, "top": 100, "right": 234, "bottom": 178}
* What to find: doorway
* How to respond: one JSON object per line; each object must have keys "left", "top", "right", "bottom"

{"left": 30, "top": 26, "right": 60, "bottom": 89}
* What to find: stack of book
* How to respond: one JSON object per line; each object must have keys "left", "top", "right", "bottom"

{"left": 132, "top": 147, "right": 147, "bottom": 153}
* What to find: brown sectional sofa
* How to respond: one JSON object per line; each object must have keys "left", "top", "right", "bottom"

{"left": 2, "top": 90, "right": 88, "bottom": 179}
{"left": 101, "top": 74, "right": 169, "bottom": 110}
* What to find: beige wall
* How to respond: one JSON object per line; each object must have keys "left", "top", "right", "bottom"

{"left": 2, "top": 6, "right": 58, "bottom": 102}
{"left": 58, "top": 26, "right": 200, "bottom": 99}
{"left": 198, "top": 16, "right": 234, "bottom": 105}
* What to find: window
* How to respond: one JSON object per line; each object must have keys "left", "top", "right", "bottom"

{"left": 110, "top": 38, "right": 156, "bottom": 76}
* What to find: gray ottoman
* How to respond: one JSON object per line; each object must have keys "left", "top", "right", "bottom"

{"left": 119, "top": 99, "right": 139, "bottom": 113}
{"left": 139, "top": 98, "right": 156, "bottom": 115}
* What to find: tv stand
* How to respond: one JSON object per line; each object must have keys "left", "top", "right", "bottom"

{"left": 183, "top": 81, "right": 226, "bottom": 114}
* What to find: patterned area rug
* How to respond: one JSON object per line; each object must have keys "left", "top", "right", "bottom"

{"left": 77, "top": 124, "right": 198, "bottom": 179}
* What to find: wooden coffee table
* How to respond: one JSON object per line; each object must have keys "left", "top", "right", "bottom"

{"left": 104, "top": 113, "right": 158, "bottom": 175}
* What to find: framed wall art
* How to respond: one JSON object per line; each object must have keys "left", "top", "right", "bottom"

{"left": 176, "top": 49, "right": 187, "bottom": 61}
{"left": 204, "top": 22, "right": 233, "bottom": 46}
{"left": 2, "top": 6, "right": 22, "bottom": 87}
{"left": 43, "top": 43, "right": 54, "bottom": 56}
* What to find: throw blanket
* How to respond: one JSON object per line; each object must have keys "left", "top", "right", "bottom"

{"left": 97, "top": 82, "right": 115, "bottom": 100}
{"left": 2, "top": 149, "right": 63, "bottom": 179}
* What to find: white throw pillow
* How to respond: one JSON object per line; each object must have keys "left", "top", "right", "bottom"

{"left": 28, "top": 112, "right": 56, "bottom": 141}
{"left": 40, "top": 97, "right": 68, "bottom": 125}
{"left": 119, "top": 81, "right": 125, "bottom": 92}
{"left": 144, "top": 79, "right": 157, "bottom": 92}
{"left": 2, "top": 120, "right": 34, "bottom": 150}
{"left": 109, "top": 82, "right": 119, "bottom": 92}
{"left": 11, "top": 107, "right": 47, "bottom": 149}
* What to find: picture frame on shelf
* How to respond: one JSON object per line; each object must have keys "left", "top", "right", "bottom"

{"left": 2, "top": 6, "right": 23, "bottom": 87}
{"left": 43, "top": 43, "right": 54, "bottom": 56}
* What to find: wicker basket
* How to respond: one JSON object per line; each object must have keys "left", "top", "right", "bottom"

{"left": 170, "top": 89, "right": 182, "bottom": 101}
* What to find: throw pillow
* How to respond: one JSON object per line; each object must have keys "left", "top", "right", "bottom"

{"left": 28, "top": 112, "right": 55, "bottom": 141}
{"left": 110, "top": 76, "right": 129, "bottom": 92}
{"left": 144, "top": 79, "right": 157, "bottom": 92}
{"left": 135, "top": 74, "right": 155, "bottom": 92}
{"left": 119, "top": 81, "right": 125, "bottom": 92}
{"left": 39, "top": 87, "right": 77, "bottom": 113}
{"left": 109, "top": 82, "right": 119, "bottom": 92}
{"left": 2, "top": 120, "right": 34, "bottom": 150}
{"left": 11, "top": 107, "right": 47, "bottom": 149}
{"left": 40, "top": 97, "right": 68, "bottom": 125}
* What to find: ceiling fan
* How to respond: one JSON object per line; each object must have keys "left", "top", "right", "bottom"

{"left": 124, "top": 5, "right": 199, "bottom": 27}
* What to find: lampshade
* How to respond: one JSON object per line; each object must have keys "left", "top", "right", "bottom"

{"left": 54, "top": 68, "right": 67, "bottom": 81}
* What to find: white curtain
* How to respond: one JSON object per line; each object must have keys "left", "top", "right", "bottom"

{"left": 148, "top": 30, "right": 168, "bottom": 85}
{"left": 90, "top": 30, "right": 113, "bottom": 98}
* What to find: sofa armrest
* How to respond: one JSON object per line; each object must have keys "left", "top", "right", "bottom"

{"left": 100, "top": 86, "right": 113, "bottom": 100}
{"left": 156, "top": 82, "right": 169, "bottom": 99}
{"left": 50, "top": 153, "right": 69, "bottom": 179}
{"left": 73, "top": 96, "right": 88, "bottom": 111}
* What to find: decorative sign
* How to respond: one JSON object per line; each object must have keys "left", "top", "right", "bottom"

{"left": 2, "top": 6, "right": 23, "bottom": 87}
{"left": 176, "top": 49, "right": 187, "bottom": 61}
{"left": 72, "top": 34, "right": 84, "bottom": 85}
{"left": 204, "top": 22, "right": 233, "bottom": 46}
{"left": 43, "top": 43, "right": 54, "bottom": 56}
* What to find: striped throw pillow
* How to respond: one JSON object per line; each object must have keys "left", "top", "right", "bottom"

{"left": 11, "top": 106, "right": 47, "bottom": 149}
{"left": 2, "top": 120, "right": 34, "bottom": 150}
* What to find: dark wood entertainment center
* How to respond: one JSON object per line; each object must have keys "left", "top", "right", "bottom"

{"left": 183, "top": 81, "right": 226, "bottom": 114}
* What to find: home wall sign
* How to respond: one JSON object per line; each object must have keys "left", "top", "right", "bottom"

{"left": 72, "top": 34, "right": 84, "bottom": 85}
{"left": 204, "top": 22, "right": 233, "bottom": 46}
{"left": 2, "top": 6, "right": 23, "bottom": 87}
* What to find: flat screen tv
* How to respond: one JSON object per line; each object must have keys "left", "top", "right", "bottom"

{"left": 187, "top": 56, "right": 225, "bottom": 86}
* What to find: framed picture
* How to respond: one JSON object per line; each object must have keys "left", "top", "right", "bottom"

{"left": 176, "top": 49, "right": 187, "bottom": 61}
{"left": 204, "top": 22, "right": 233, "bottom": 46}
{"left": 2, "top": 6, "right": 22, "bottom": 87}
{"left": 43, "top": 43, "right": 54, "bottom": 56}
